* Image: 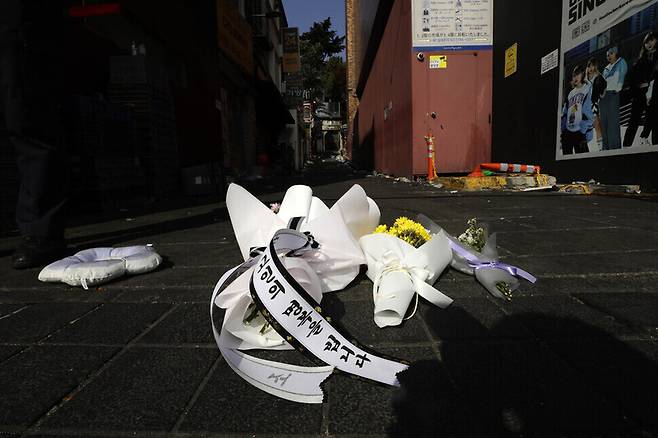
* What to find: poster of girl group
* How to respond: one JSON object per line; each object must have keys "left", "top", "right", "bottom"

{"left": 558, "top": 0, "right": 658, "bottom": 160}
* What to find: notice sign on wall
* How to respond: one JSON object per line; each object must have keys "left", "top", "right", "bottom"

{"left": 541, "top": 49, "right": 559, "bottom": 75}
{"left": 411, "top": 0, "right": 493, "bottom": 51}
{"left": 557, "top": 0, "right": 658, "bottom": 161}
{"left": 429, "top": 55, "right": 447, "bottom": 68}
{"left": 504, "top": 43, "right": 517, "bottom": 78}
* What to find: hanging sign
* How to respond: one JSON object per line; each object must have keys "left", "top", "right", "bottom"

{"left": 282, "top": 27, "right": 301, "bottom": 73}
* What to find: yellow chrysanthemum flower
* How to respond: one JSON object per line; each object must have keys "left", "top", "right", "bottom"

{"left": 372, "top": 217, "right": 430, "bottom": 248}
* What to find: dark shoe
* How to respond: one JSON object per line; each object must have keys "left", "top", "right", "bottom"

{"left": 12, "top": 235, "right": 66, "bottom": 270}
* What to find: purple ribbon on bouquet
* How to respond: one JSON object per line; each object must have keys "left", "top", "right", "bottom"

{"left": 448, "top": 239, "right": 537, "bottom": 284}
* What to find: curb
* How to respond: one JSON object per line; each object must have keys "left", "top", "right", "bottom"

{"left": 433, "top": 174, "right": 556, "bottom": 191}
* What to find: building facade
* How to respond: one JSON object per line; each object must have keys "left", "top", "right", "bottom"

{"left": 493, "top": 0, "right": 658, "bottom": 190}
{"left": 347, "top": 0, "right": 493, "bottom": 177}
{"left": 349, "top": 0, "right": 658, "bottom": 189}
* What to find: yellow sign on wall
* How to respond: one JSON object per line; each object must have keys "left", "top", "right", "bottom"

{"left": 429, "top": 55, "right": 447, "bottom": 69}
{"left": 505, "top": 43, "right": 518, "bottom": 78}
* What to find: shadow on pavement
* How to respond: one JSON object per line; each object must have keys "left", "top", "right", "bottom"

{"left": 390, "top": 312, "right": 658, "bottom": 437}
{"left": 0, "top": 207, "right": 229, "bottom": 259}
{"left": 236, "top": 160, "right": 369, "bottom": 198}
{"left": 67, "top": 207, "right": 229, "bottom": 249}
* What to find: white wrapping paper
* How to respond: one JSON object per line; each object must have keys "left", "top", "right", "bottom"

{"left": 217, "top": 183, "right": 380, "bottom": 349}
{"left": 211, "top": 228, "right": 406, "bottom": 403}
{"left": 416, "top": 214, "right": 535, "bottom": 300}
{"left": 359, "top": 231, "right": 453, "bottom": 328}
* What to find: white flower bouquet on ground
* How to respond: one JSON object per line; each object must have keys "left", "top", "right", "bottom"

{"left": 417, "top": 214, "right": 536, "bottom": 300}
{"left": 211, "top": 183, "right": 413, "bottom": 403}
{"left": 215, "top": 183, "right": 380, "bottom": 350}
{"left": 359, "top": 217, "right": 453, "bottom": 328}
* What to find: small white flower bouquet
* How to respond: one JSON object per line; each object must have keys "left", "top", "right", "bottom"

{"left": 417, "top": 214, "right": 536, "bottom": 300}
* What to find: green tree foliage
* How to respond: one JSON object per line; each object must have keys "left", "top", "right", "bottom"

{"left": 323, "top": 55, "right": 346, "bottom": 103}
{"left": 300, "top": 18, "right": 345, "bottom": 101}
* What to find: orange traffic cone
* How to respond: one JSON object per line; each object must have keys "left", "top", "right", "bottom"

{"left": 425, "top": 133, "right": 437, "bottom": 181}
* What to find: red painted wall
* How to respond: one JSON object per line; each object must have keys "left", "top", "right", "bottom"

{"left": 357, "top": 0, "right": 413, "bottom": 176}
{"left": 356, "top": 0, "right": 492, "bottom": 176}
{"left": 411, "top": 51, "right": 492, "bottom": 174}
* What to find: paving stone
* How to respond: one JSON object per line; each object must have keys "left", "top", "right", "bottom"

{"left": 513, "top": 276, "right": 593, "bottom": 297}
{"left": 0, "top": 304, "right": 26, "bottom": 318}
{"left": 0, "top": 346, "right": 22, "bottom": 362}
{"left": 0, "top": 346, "right": 116, "bottom": 426}
{"left": 584, "top": 274, "right": 658, "bottom": 293}
{"left": 110, "top": 287, "right": 213, "bottom": 304}
{"left": 462, "top": 194, "right": 589, "bottom": 210}
{"left": 23, "top": 434, "right": 98, "bottom": 438}
{"left": 517, "top": 251, "right": 658, "bottom": 276}
{"left": 574, "top": 292, "right": 658, "bottom": 338}
{"left": 137, "top": 304, "right": 216, "bottom": 345}
{"left": 0, "top": 257, "right": 17, "bottom": 281}
{"left": 435, "top": 268, "right": 484, "bottom": 283}
{"left": 482, "top": 212, "right": 612, "bottom": 232}
{"left": 325, "top": 292, "right": 430, "bottom": 347}
{"left": 0, "top": 303, "right": 98, "bottom": 343}
{"left": 496, "top": 296, "right": 637, "bottom": 340}
{"left": 427, "top": 275, "right": 488, "bottom": 299}
{"left": 106, "top": 266, "right": 228, "bottom": 289}
{"left": 179, "top": 352, "right": 322, "bottom": 434}
{"left": 245, "top": 348, "right": 320, "bottom": 367}
{"left": 574, "top": 208, "right": 658, "bottom": 232}
{"left": 116, "top": 224, "right": 236, "bottom": 246}
{"left": 461, "top": 216, "right": 546, "bottom": 233}
{"left": 327, "top": 346, "right": 473, "bottom": 436}
{"left": 0, "top": 287, "right": 127, "bottom": 304}
{"left": 43, "top": 347, "right": 217, "bottom": 432}
{"left": 43, "top": 303, "right": 171, "bottom": 345}
{"left": 0, "top": 269, "right": 51, "bottom": 290}
{"left": 118, "top": 225, "right": 232, "bottom": 246}
{"left": 440, "top": 339, "right": 631, "bottom": 435}
{"left": 546, "top": 338, "right": 658, "bottom": 431}
{"left": 583, "top": 196, "right": 658, "bottom": 213}
{"left": 421, "top": 297, "right": 533, "bottom": 341}
{"left": 67, "top": 220, "right": 231, "bottom": 249}
{"left": 140, "top": 241, "right": 239, "bottom": 268}
{"left": 499, "top": 228, "right": 658, "bottom": 256}
{"left": 1, "top": 166, "right": 658, "bottom": 436}
{"left": 331, "top": 279, "right": 372, "bottom": 302}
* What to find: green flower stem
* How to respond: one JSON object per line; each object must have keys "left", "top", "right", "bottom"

{"left": 496, "top": 281, "right": 513, "bottom": 301}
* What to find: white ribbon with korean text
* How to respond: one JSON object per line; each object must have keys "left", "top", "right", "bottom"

{"left": 211, "top": 229, "right": 408, "bottom": 403}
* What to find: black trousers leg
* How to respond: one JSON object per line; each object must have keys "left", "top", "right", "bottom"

{"left": 646, "top": 99, "right": 658, "bottom": 145}
{"left": 624, "top": 91, "right": 646, "bottom": 146}
{"left": 11, "top": 135, "right": 67, "bottom": 238}
{"left": 1, "top": 32, "right": 67, "bottom": 239}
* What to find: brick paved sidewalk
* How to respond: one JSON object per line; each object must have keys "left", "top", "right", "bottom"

{"left": 1, "top": 166, "right": 657, "bottom": 437}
